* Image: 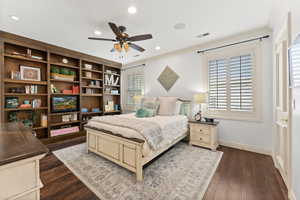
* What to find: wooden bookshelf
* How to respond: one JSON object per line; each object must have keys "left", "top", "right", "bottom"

{"left": 0, "top": 31, "right": 121, "bottom": 144}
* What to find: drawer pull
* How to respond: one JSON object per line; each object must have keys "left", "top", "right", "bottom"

{"left": 200, "top": 129, "right": 203, "bottom": 132}
{"left": 199, "top": 137, "right": 203, "bottom": 140}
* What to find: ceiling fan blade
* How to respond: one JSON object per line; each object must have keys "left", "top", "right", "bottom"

{"left": 108, "top": 22, "right": 122, "bottom": 37}
{"left": 129, "top": 43, "right": 145, "bottom": 52}
{"left": 128, "top": 34, "right": 153, "bottom": 42}
{"left": 88, "top": 37, "right": 116, "bottom": 42}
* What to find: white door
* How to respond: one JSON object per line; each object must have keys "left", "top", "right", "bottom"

{"left": 274, "top": 14, "right": 292, "bottom": 189}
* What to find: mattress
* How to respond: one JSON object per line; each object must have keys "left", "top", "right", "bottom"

{"left": 86, "top": 113, "right": 188, "bottom": 156}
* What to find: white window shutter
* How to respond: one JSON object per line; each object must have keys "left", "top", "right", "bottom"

{"left": 208, "top": 59, "right": 227, "bottom": 110}
{"left": 229, "top": 54, "right": 253, "bottom": 111}
{"left": 290, "top": 44, "right": 300, "bottom": 87}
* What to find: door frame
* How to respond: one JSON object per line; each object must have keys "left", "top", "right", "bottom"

{"left": 273, "top": 12, "right": 293, "bottom": 197}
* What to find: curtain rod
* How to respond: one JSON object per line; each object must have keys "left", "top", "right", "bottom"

{"left": 121, "top": 63, "right": 146, "bottom": 71}
{"left": 197, "top": 35, "right": 270, "bottom": 54}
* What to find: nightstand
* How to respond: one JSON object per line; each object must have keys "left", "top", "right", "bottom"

{"left": 189, "top": 121, "right": 219, "bottom": 151}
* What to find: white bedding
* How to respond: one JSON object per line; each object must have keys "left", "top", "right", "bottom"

{"left": 86, "top": 113, "right": 188, "bottom": 156}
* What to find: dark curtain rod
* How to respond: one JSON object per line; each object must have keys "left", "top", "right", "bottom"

{"left": 197, "top": 35, "right": 270, "bottom": 54}
{"left": 121, "top": 63, "right": 146, "bottom": 71}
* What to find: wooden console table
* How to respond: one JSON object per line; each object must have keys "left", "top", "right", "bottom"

{"left": 0, "top": 123, "right": 49, "bottom": 200}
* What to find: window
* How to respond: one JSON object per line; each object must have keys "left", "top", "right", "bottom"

{"left": 206, "top": 44, "right": 261, "bottom": 121}
{"left": 289, "top": 39, "right": 300, "bottom": 88}
{"left": 126, "top": 69, "right": 144, "bottom": 107}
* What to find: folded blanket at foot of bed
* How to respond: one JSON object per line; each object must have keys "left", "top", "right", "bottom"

{"left": 86, "top": 116, "right": 163, "bottom": 151}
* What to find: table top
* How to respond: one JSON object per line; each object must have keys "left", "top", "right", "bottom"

{"left": 189, "top": 120, "right": 219, "bottom": 126}
{"left": 0, "top": 122, "right": 49, "bottom": 166}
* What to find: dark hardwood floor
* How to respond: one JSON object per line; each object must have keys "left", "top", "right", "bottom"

{"left": 40, "top": 138, "right": 288, "bottom": 200}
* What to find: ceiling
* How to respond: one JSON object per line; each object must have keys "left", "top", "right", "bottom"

{"left": 0, "top": 0, "right": 273, "bottom": 64}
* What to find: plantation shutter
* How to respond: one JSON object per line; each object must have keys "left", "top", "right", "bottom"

{"left": 208, "top": 59, "right": 227, "bottom": 110}
{"left": 290, "top": 43, "right": 300, "bottom": 87}
{"left": 229, "top": 54, "right": 253, "bottom": 111}
{"left": 127, "top": 72, "right": 144, "bottom": 105}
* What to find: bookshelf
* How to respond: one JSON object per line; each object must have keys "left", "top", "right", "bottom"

{"left": 0, "top": 31, "right": 121, "bottom": 144}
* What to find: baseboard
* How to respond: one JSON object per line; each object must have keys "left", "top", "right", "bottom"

{"left": 219, "top": 141, "right": 272, "bottom": 155}
{"left": 289, "top": 190, "right": 297, "bottom": 200}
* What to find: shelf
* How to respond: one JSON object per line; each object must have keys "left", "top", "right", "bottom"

{"left": 5, "top": 93, "right": 48, "bottom": 96}
{"left": 32, "top": 126, "right": 48, "bottom": 130}
{"left": 51, "top": 93, "right": 80, "bottom": 96}
{"left": 82, "top": 77, "right": 102, "bottom": 81}
{"left": 104, "top": 84, "right": 120, "bottom": 88}
{"left": 50, "top": 79, "right": 80, "bottom": 83}
{"left": 4, "top": 79, "right": 48, "bottom": 85}
{"left": 50, "top": 111, "right": 80, "bottom": 116}
{"left": 50, "top": 62, "right": 79, "bottom": 69}
{"left": 104, "top": 110, "right": 121, "bottom": 114}
{"left": 81, "top": 112, "right": 102, "bottom": 115}
{"left": 4, "top": 107, "right": 48, "bottom": 111}
{"left": 104, "top": 93, "right": 120, "bottom": 96}
{"left": 82, "top": 94, "right": 103, "bottom": 97}
{"left": 104, "top": 72, "right": 120, "bottom": 76}
{"left": 50, "top": 120, "right": 81, "bottom": 127}
{"left": 82, "top": 68, "right": 102, "bottom": 73}
{"left": 81, "top": 86, "right": 102, "bottom": 89}
{"left": 4, "top": 54, "right": 47, "bottom": 63}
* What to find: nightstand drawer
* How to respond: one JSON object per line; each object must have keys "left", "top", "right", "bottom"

{"left": 191, "top": 133, "right": 210, "bottom": 144}
{"left": 190, "top": 124, "right": 210, "bottom": 135}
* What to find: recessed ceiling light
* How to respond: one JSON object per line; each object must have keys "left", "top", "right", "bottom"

{"left": 10, "top": 15, "right": 19, "bottom": 21}
{"left": 155, "top": 46, "right": 161, "bottom": 50}
{"left": 174, "top": 23, "right": 186, "bottom": 30}
{"left": 128, "top": 6, "right": 137, "bottom": 14}
{"left": 94, "top": 30, "right": 102, "bottom": 35}
{"left": 197, "top": 32, "right": 210, "bottom": 38}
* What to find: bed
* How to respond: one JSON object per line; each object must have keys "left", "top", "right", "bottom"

{"left": 85, "top": 113, "right": 188, "bottom": 181}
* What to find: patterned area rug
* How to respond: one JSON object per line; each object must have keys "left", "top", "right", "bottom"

{"left": 53, "top": 142, "right": 222, "bottom": 200}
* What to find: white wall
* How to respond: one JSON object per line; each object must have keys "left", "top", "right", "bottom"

{"left": 124, "top": 28, "right": 273, "bottom": 154}
{"left": 270, "top": 0, "right": 300, "bottom": 199}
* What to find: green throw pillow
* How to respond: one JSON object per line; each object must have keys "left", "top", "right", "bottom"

{"left": 135, "top": 108, "right": 155, "bottom": 118}
{"left": 179, "top": 102, "right": 190, "bottom": 116}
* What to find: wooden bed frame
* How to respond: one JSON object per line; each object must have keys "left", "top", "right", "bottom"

{"left": 85, "top": 127, "right": 187, "bottom": 181}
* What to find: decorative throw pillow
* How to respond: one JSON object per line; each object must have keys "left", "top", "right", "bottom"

{"left": 135, "top": 108, "right": 155, "bottom": 118}
{"left": 174, "top": 101, "right": 182, "bottom": 115}
{"left": 136, "top": 108, "right": 150, "bottom": 118}
{"left": 141, "top": 97, "right": 160, "bottom": 116}
{"left": 179, "top": 102, "right": 192, "bottom": 118}
{"left": 158, "top": 97, "right": 178, "bottom": 116}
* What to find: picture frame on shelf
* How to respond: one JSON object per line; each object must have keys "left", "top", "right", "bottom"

{"left": 20, "top": 65, "right": 41, "bottom": 81}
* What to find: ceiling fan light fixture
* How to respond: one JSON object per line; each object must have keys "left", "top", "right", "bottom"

{"left": 124, "top": 43, "right": 130, "bottom": 52}
{"left": 128, "top": 6, "right": 137, "bottom": 14}
{"left": 114, "top": 43, "right": 122, "bottom": 52}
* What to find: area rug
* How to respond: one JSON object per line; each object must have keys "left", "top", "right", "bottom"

{"left": 53, "top": 142, "right": 223, "bottom": 200}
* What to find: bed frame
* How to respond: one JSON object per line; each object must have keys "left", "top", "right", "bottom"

{"left": 85, "top": 127, "right": 187, "bottom": 181}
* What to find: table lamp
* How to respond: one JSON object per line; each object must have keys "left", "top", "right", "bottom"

{"left": 193, "top": 92, "right": 207, "bottom": 121}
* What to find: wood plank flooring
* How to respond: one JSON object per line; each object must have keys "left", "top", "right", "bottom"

{"left": 40, "top": 138, "right": 288, "bottom": 200}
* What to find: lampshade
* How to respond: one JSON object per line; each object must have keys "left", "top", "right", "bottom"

{"left": 133, "top": 95, "right": 143, "bottom": 103}
{"left": 194, "top": 93, "right": 207, "bottom": 104}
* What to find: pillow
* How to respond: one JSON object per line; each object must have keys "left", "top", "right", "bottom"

{"left": 158, "top": 97, "right": 178, "bottom": 116}
{"left": 136, "top": 108, "right": 149, "bottom": 118}
{"left": 135, "top": 108, "right": 155, "bottom": 118}
{"left": 179, "top": 101, "right": 192, "bottom": 119}
{"left": 174, "top": 101, "right": 182, "bottom": 115}
{"left": 141, "top": 97, "right": 160, "bottom": 115}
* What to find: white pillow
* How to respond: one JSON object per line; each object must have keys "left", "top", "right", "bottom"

{"left": 174, "top": 101, "right": 182, "bottom": 115}
{"left": 158, "top": 97, "right": 178, "bottom": 116}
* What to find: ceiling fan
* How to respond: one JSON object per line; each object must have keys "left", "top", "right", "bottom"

{"left": 88, "top": 22, "right": 153, "bottom": 53}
